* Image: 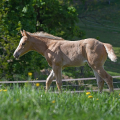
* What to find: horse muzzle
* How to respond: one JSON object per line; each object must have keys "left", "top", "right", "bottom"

{"left": 13, "top": 52, "right": 20, "bottom": 59}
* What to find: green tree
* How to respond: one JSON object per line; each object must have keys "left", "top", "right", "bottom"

{"left": 0, "top": 0, "right": 85, "bottom": 80}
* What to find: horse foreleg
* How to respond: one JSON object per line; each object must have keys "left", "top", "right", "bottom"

{"left": 46, "top": 70, "right": 55, "bottom": 91}
{"left": 53, "top": 65, "right": 62, "bottom": 92}
{"left": 93, "top": 70, "right": 104, "bottom": 93}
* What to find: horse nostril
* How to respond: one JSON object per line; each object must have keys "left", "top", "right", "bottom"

{"left": 16, "top": 54, "right": 19, "bottom": 58}
{"left": 13, "top": 52, "right": 19, "bottom": 59}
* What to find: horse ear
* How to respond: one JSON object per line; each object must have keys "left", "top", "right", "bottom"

{"left": 20, "top": 30, "right": 24, "bottom": 36}
{"left": 23, "top": 30, "right": 29, "bottom": 37}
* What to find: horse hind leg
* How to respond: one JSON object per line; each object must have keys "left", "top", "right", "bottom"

{"left": 46, "top": 70, "right": 55, "bottom": 91}
{"left": 93, "top": 70, "right": 104, "bottom": 93}
{"left": 93, "top": 67, "right": 114, "bottom": 93}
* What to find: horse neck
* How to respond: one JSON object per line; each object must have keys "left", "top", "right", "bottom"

{"left": 31, "top": 36, "right": 54, "bottom": 56}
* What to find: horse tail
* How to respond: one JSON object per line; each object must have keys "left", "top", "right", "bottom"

{"left": 103, "top": 43, "right": 117, "bottom": 62}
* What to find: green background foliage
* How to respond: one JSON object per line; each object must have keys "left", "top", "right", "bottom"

{"left": 0, "top": 0, "right": 84, "bottom": 80}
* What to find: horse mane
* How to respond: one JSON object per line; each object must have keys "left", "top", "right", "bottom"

{"left": 27, "top": 31, "right": 64, "bottom": 40}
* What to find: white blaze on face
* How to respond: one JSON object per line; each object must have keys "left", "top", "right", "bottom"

{"left": 13, "top": 37, "right": 24, "bottom": 57}
{"left": 19, "top": 37, "right": 24, "bottom": 47}
{"left": 21, "top": 37, "right": 25, "bottom": 43}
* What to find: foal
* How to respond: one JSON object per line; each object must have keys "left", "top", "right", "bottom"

{"left": 13, "top": 30, "right": 117, "bottom": 93}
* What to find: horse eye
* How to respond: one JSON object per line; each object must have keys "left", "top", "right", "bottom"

{"left": 22, "top": 43, "right": 25, "bottom": 46}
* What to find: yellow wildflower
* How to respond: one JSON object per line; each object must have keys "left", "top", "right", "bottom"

{"left": 0, "top": 89, "right": 7, "bottom": 92}
{"left": 96, "top": 98, "right": 99, "bottom": 100}
{"left": 88, "top": 95, "right": 93, "bottom": 98}
{"left": 119, "top": 94, "right": 120, "bottom": 96}
{"left": 36, "top": 83, "right": 40, "bottom": 87}
{"left": 28, "top": 72, "right": 32, "bottom": 76}
{"left": 3, "top": 89, "right": 7, "bottom": 92}
{"left": 52, "top": 100, "right": 55, "bottom": 103}
{"left": 86, "top": 92, "right": 91, "bottom": 95}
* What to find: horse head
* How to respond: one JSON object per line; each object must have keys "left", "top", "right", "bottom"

{"left": 13, "top": 30, "right": 32, "bottom": 59}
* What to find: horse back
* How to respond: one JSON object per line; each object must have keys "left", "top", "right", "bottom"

{"left": 44, "top": 38, "right": 107, "bottom": 68}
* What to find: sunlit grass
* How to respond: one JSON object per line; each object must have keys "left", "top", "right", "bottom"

{"left": 0, "top": 86, "right": 120, "bottom": 120}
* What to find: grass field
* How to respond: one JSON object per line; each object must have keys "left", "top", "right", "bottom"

{"left": 0, "top": 85, "right": 120, "bottom": 120}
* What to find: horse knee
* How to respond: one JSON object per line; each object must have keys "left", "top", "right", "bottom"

{"left": 105, "top": 75, "right": 113, "bottom": 85}
{"left": 56, "top": 80, "right": 62, "bottom": 85}
{"left": 97, "top": 79, "right": 104, "bottom": 92}
{"left": 56, "top": 81, "right": 62, "bottom": 90}
{"left": 46, "top": 80, "right": 49, "bottom": 85}
{"left": 97, "top": 80, "right": 104, "bottom": 86}
{"left": 46, "top": 73, "right": 55, "bottom": 90}
{"left": 104, "top": 75, "right": 114, "bottom": 92}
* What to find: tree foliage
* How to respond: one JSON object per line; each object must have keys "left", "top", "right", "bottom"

{"left": 0, "top": 0, "right": 85, "bottom": 80}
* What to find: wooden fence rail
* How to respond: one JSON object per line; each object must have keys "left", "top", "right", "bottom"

{"left": 0, "top": 76, "right": 120, "bottom": 84}
{"left": 0, "top": 76, "right": 120, "bottom": 93}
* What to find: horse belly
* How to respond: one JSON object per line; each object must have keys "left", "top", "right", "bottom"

{"left": 62, "top": 54, "right": 86, "bottom": 67}
{"left": 60, "top": 42, "right": 86, "bottom": 67}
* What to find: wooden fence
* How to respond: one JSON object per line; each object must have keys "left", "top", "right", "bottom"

{"left": 0, "top": 76, "right": 120, "bottom": 93}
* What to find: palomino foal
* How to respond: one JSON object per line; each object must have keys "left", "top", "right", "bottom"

{"left": 13, "top": 30, "right": 117, "bottom": 93}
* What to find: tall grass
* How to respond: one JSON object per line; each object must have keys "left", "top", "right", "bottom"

{"left": 0, "top": 85, "right": 120, "bottom": 120}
